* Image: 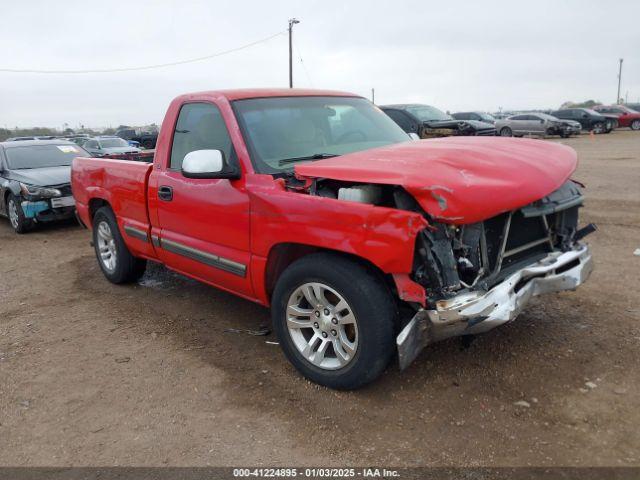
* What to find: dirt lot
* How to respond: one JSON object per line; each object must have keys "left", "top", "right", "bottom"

{"left": 0, "top": 131, "right": 638, "bottom": 467}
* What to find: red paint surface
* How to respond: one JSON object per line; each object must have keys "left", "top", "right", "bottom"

{"left": 72, "top": 89, "right": 578, "bottom": 308}
{"left": 296, "top": 136, "right": 578, "bottom": 224}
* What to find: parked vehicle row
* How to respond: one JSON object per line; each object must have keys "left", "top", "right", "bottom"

{"left": 381, "top": 104, "right": 496, "bottom": 138}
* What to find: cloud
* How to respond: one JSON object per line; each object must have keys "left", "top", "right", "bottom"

{"left": 0, "top": 0, "right": 638, "bottom": 127}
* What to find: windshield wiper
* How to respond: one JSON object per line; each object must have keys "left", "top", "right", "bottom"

{"left": 278, "top": 153, "right": 338, "bottom": 166}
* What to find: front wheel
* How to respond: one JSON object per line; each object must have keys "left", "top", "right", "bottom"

{"left": 272, "top": 253, "right": 397, "bottom": 390}
{"left": 6, "top": 193, "right": 33, "bottom": 234}
{"left": 592, "top": 122, "right": 604, "bottom": 134}
{"left": 92, "top": 207, "right": 146, "bottom": 284}
{"left": 630, "top": 120, "right": 640, "bottom": 131}
{"left": 499, "top": 127, "right": 513, "bottom": 137}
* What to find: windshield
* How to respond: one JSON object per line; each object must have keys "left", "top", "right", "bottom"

{"left": 5, "top": 144, "right": 88, "bottom": 169}
{"left": 99, "top": 138, "right": 129, "bottom": 148}
{"left": 478, "top": 112, "right": 496, "bottom": 122}
{"left": 233, "top": 96, "right": 410, "bottom": 173}
{"left": 583, "top": 109, "right": 600, "bottom": 116}
{"left": 405, "top": 105, "right": 452, "bottom": 121}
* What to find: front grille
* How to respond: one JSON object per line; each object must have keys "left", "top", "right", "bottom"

{"left": 483, "top": 210, "right": 554, "bottom": 275}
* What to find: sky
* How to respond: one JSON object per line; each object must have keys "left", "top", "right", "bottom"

{"left": 1, "top": 0, "right": 639, "bottom": 129}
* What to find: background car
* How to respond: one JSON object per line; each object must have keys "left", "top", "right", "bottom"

{"left": 551, "top": 108, "right": 613, "bottom": 134}
{"left": 594, "top": 105, "right": 640, "bottom": 130}
{"left": 451, "top": 111, "right": 497, "bottom": 124}
{"left": 83, "top": 136, "right": 142, "bottom": 157}
{"left": 624, "top": 103, "right": 640, "bottom": 112}
{"left": 115, "top": 128, "right": 158, "bottom": 149}
{"left": 495, "top": 112, "right": 571, "bottom": 138}
{"left": 381, "top": 104, "right": 496, "bottom": 138}
{"left": 0, "top": 140, "right": 89, "bottom": 233}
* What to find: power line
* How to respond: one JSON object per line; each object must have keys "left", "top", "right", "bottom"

{"left": 0, "top": 30, "right": 286, "bottom": 74}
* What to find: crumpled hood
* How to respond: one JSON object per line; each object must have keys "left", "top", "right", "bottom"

{"left": 295, "top": 137, "right": 578, "bottom": 224}
{"left": 6, "top": 166, "right": 71, "bottom": 187}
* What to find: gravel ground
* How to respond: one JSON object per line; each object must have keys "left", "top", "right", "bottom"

{"left": 0, "top": 130, "right": 638, "bottom": 467}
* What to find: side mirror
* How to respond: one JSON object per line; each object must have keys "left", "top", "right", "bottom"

{"left": 408, "top": 132, "right": 420, "bottom": 141}
{"left": 181, "top": 149, "right": 239, "bottom": 179}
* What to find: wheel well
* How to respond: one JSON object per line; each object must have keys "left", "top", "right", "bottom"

{"left": 88, "top": 198, "right": 111, "bottom": 220}
{"left": 264, "top": 243, "right": 397, "bottom": 302}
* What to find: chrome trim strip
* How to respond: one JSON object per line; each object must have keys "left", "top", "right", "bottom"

{"left": 124, "top": 225, "right": 149, "bottom": 243}
{"left": 161, "top": 238, "right": 246, "bottom": 277}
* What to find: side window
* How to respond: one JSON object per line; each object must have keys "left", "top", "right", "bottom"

{"left": 86, "top": 140, "right": 97, "bottom": 149}
{"left": 511, "top": 115, "right": 526, "bottom": 121}
{"left": 170, "top": 102, "right": 235, "bottom": 170}
{"left": 384, "top": 109, "right": 413, "bottom": 132}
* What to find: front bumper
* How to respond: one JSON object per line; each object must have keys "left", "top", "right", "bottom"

{"left": 397, "top": 243, "right": 593, "bottom": 369}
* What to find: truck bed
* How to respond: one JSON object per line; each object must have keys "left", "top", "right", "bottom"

{"left": 72, "top": 156, "right": 153, "bottom": 235}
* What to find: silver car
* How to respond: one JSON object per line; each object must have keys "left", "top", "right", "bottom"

{"left": 83, "top": 136, "right": 141, "bottom": 157}
{"left": 495, "top": 112, "right": 572, "bottom": 138}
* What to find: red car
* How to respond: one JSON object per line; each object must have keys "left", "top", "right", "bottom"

{"left": 594, "top": 105, "right": 640, "bottom": 130}
{"left": 71, "top": 89, "right": 594, "bottom": 389}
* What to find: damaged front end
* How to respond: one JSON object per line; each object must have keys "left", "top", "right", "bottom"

{"left": 397, "top": 180, "right": 595, "bottom": 369}
{"left": 19, "top": 183, "right": 76, "bottom": 222}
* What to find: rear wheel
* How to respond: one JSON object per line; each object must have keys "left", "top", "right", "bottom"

{"left": 592, "top": 122, "right": 604, "bottom": 134}
{"left": 92, "top": 207, "right": 146, "bottom": 283}
{"left": 499, "top": 127, "right": 513, "bottom": 137}
{"left": 6, "top": 193, "right": 33, "bottom": 234}
{"left": 630, "top": 120, "right": 640, "bottom": 131}
{"left": 272, "top": 253, "right": 397, "bottom": 390}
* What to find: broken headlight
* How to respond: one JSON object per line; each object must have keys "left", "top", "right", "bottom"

{"left": 20, "top": 183, "right": 62, "bottom": 198}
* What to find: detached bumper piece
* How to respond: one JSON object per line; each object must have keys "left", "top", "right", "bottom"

{"left": 397, "top": 243, "right": 593, "bottom": 370}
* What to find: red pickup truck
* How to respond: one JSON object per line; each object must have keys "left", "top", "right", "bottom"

{"left": 72, "top": 89, "right": 594, "bottom": 389}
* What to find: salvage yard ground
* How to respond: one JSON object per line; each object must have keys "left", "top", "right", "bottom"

{"left": 0, "top": 131, "right": 638, "bottom": 467}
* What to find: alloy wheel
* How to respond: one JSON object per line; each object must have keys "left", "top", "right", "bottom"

{"left": 286, "top": 282, "right": 359, "bottom": 370}
{"left": 96, "top": 221, "right": 117, "bottom": 272}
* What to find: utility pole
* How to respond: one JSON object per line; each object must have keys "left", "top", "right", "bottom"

{"left": 371, "top": 88, "right": 375, "bottom": 104}
{"left": 616, "top": 58, "right": 623, "bottom": 104}
{"left": 288, "top": 18, "right": 300, "bottom": 88}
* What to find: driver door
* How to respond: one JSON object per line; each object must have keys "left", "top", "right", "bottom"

{"left": 154, "top": 102, "right": 253, "bottom": 297}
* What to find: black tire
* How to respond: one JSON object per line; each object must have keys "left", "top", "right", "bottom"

{"left": 630, "top": 120, "right": 640, "bottom": 131}
{"left": 92, "top": 206, "right": 146, "bottom": 284}
{"left": 499, "top": 127, "right": 513, "bottom": 137}
{"left": 6, "top": 193, "right": 34, "bottom": 234}
{"left": 271, "top": 253, "right": 397, "bottom": 390}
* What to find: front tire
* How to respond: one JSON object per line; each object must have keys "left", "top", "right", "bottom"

{"left": 499, "top": 127, "right": 513, "bottom": 137}
{"left": 6, "top": 193, "right": 33, "bottom": 234}
{"left": 272, "top": 253, "right": 397, "bottom": 390}
{"left": 92, "top": 207, "right": 146, "bottom": 284}
{"left": 630, "top": 120, "right": 640, "bottom": 131}
{"left": 592, "top": 122, "right": 604, "bottom": 134}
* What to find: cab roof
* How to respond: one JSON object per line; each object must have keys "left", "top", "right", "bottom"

{"left": 176, "top": 88, "right": 361, "bottom": 102}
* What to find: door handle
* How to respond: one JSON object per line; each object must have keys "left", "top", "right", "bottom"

{"left": 158, "top": 185, "right": 173, "bottom": 201}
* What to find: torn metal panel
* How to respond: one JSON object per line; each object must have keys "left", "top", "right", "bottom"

{"left": 397, "top": 244, "right": 593, "bottom": 370}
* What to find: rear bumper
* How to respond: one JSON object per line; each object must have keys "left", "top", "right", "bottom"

{"left": 397, "top": 243, "right": 593, "bottom": 369}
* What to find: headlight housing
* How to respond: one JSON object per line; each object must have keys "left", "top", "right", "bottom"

{"left": 20, "top": 183, "right": 62, "bottom": 198}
